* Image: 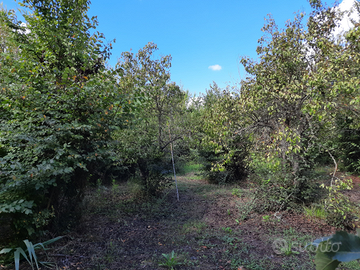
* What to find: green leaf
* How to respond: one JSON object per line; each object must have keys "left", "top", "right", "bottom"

{"left": 315, "top": 242, "right": 340, "bottom": 270}
{"left": 0, "top": 248, "right": 13, "bottom": 254}
{"left": 313, "top": 231, "right": 360, "bottom": 270}
{"left": 14, "top": 247, "right": 31, "bottom": 270}
{"left": 24, "top": 239, "right": 39, "bottom": 269}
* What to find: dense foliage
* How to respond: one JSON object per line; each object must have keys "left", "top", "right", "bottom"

{"left": 113, "top": 42, "right": 187, "bottom": 196}
{"left": 1, "top": 0, "right": 360, "bottom": 243}
{"left": 0, "top": 0, "right": 186, "bottom": 238}
{"left": 0, "top": 0, "right": 133, "bottom": 236}
{"left": 193, "top": 0, "right": 360, "bottom": 222}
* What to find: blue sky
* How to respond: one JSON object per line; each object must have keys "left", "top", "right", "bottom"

{"left": 87, "top": 0, "right": 314, "bottom": 95}
{"left": 3, "top": 0, "right": 322, "bottom": 95}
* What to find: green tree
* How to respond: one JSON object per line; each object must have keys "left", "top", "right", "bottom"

{"left": 235, "top": 0, "right": 360, "bottom": 213}
{"left": 234, "top": 3, "right": 346, "bottom": 210}
{"left": 113, "top": 43, "right": 186, "bottom": 196}
{"left": 0, "top": 0, "right": 130, "bottom": 237}
{"left": 308, "top": 0, "right": 360, "bottom": 172}
{"left": 196, "top": 82, "right": 249, "bottom": 184}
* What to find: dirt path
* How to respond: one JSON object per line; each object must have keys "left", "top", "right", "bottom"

{"left": 47, "top": 173, "right": 348, "bottom": 270}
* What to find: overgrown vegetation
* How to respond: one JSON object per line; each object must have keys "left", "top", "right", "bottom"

{"left": 1, "top": 0, "right": 360, "bottom": 269}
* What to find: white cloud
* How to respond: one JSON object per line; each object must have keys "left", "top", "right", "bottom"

{"left": 186, "top": 96, "right": 204, "bottom": 109}
{"left": 208, "top": 64, "right": 222, "bottom": 71}
{"left": 333, "top": 0, "right": 359, "bottom": 38}
{"left": 18, "top": 22, "right": 31, "bottom": 35}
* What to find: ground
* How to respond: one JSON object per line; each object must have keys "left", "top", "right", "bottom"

{"left": 3, "top": 168, "right": 360, "bottom": 270}
{"left": 39, "top": 169, "right": 360, "bottom": 270}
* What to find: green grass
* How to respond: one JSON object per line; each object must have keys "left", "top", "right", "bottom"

{"left": 304, "top": 204, "right": 328, "bottom": 220}
{"left": 340, "top": 260, "right": 360, "bottom": 270}
{"left": 178, "top": 163, "right": 201, "bottom": 176}
{"left": 182, "top": 221, "right": 207, "bottom": 234}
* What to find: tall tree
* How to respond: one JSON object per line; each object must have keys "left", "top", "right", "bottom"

{"left": 113, "top": 43, "right": 186, "bottom": 196}
{"left": 0, "top": 0, "right": 130, "bottom": 236}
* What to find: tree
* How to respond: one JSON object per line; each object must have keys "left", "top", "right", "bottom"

{"left": 308, "top": 0, "right": 360, "bottom": 173}
{"left": 231, "top": 4, "right": 344, "bottom": 210}
{"left": 234, "top": 0, "right": 360, "bottom": 213}
{"left": 113, "top": 43, "right": 186, "bottom": 196}
{"left": 0, "top": 0, "right": 131, "bottom": 237}
{"left": 196, "top": 82, "right": 249, "bottom": 184}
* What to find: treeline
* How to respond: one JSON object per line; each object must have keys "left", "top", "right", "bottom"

{"left": 1, "top": 0, "right": 360, "bottom": 240}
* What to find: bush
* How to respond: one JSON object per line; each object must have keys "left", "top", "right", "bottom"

{"left": 250, "top": 153, "right": 319, "bottom": 213}
{"left": 198, "top": 135, "right": 249, "bottom": 185}
{"left": 321, "top": 178, "right": 358, "bottom": 229}
{"left": 337, "top": 116, "right": 360, "bottom": 174}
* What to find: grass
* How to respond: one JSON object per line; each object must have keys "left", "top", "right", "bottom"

{"left": 178, "top": 162, "right": 202, "bottom": 176}
{"left": 304, "top": 204, "right": 328, "bottom": 220}
{"left": 158, "top": 250, "right": 183, "bottom": 269}
{"left": 340, "top": 260, "right": 360, "bottom": 269}
{"left": 182, "top": 221, "right": 208, "bottom": 234}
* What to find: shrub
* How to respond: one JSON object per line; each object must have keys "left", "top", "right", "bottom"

{"left": 336, "top": 116, "right": 360, "bottom": 174}
{"left": 198, "top": 135, "right": 249, "bottom": 185}
{"left": 321, "top": 178, "right": 358, "bottom": 229}
{"left": 250, "top": 153, "right": 319, "bottom": 213}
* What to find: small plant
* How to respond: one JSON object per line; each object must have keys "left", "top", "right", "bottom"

{"left": 227, "top": 209, "right": 231, "bottom": 215}
{"left": 231, "top": 188, "right": 243, "bottom": 197}
{"left": 283, "top": 227, "right": 296, "bottom": 237}
{"left": 158, "top": 250, "right": 182, "bottom": 269}
{"left": 304, "top": 204, "right": 327, "bottom": 220}
{"left": 222, "top": 227, "right": 233, "bottom": 234}
{"left": 320, "top": 178, "right": 357, "bottom": 228}
{"left": 182, "top": 221, "right": 207, "bottom": 234}
{"left": 274, "top": 239, "right": 299, "bottom": 256}
{"left": 262, "top": 215, "right": 271, "bottom": 222}
{"left": 282, "top": 240, "right": 300, "bottom": 256}
{"left": 236, "top": 193, "right": 256, "bottom": 221}
{"left": 112, "top": 179, "right": 120, "bottom": 192}
{"left": 0, "top": 236, "right": 62, "bottom": 270}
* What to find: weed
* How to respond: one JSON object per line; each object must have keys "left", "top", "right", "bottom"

{"left": 283, "top": 227, "right": 296, "bottom": 237}
{"left": 281, "top": 239, "right": 300, "bottom": 256}
{"left": 342, "top": 260, "right": 360, "bottom": 269}
{"left": 158, "top": 250, "right": 182, "bottom": 269}
{"left": 104, "top": 240, "right": 117, "bottom": 263}
{"left": 303, "top": 204, "right": 327, "bottom": 220}
{"left": 182, "top": 221, "right": 207, "bottom": 234}
{"left": 262, "top": 215, "right": 271, "bottom": 222}
{"left": 321, "top": 178, "right": 358, "bottom": 229}
{"left": 231, "top": 188, "right": 243, "bottom": 197}
{"left": 236, "top": 193, "right": 256, "bottom": 221}
{"left": 222, "top": 227, "right": 233, "bottom": 234}
{"left": 222, "top": 235, "right": 235, "bottom": 245}
{"left": 0, "top": 236, "right": 62, "bottom": 270}
{"left": 111, "top": 179, "right": 120, "bottom": 192}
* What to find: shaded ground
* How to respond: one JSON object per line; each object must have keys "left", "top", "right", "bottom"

{"left": 4, "top": 170, "right": 360, "bottom": 270}
{"left": 37, "top": 170, "right": 360, "bottom": 270}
